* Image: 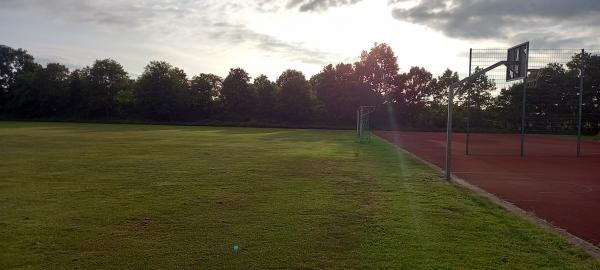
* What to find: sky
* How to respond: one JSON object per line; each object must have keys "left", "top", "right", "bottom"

{"left": 2, "top": 0, "right": 599, "bottom": 80}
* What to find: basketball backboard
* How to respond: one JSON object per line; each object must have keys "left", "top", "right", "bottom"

{"left": 506, "top": 42, "right": 529, "bottom": 81}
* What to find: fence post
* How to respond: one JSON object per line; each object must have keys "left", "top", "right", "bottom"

{"left": 466, "top": 48, "right": 472, "bottom": 155}
{"left": 577, "top": 49, "right": 585, "bottom": 157}
{"left": 446, "top": 85, "right": 454, "bottom": 181}
{"left": 520, "top": 79, "right": 527, "bottom": 157}
{"left": 356, "top": 109, "right": 360, "bottom": 136}
{"left": 520, "top": 51, "right": 529, "bottom": 157}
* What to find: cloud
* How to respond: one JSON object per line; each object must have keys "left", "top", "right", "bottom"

{"left": 284, "top": 0, "right": 363, "bottom": 12}
{"left": 390, "top": 0, "right": 600, "bottom": 47}
{"left": 206, "top": 22, "right": 337, "bottom": 65}
{"left": 1, "top": 0, "right": 337, "bottom": 65}
{"left": 250, "top": 0, "right": 363, "bottom": 12}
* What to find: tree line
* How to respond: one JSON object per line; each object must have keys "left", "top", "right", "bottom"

{"left": 1, "top": 43, "right": 599, "bottom": 133}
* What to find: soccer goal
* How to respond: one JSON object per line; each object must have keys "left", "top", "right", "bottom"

{"left": 356, "top": 106, "right": 376, "bottom": 141}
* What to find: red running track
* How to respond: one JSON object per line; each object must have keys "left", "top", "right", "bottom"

{"left": 374, "top": 131, "right": 600, "bottom": 246}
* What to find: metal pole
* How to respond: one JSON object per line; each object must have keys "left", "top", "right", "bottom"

{"left": 521, "top": 73, "right": 528, "bottom": 157}
{"left": 444, "top": 59, "right": 513, "bottom": 178}
{"left": 359, "top": 107, "right": 363, "bottom": 139}
{"left": 466, "top": 48, "right": 472, "bottom": 155}
{"left": 356, "top": 109, "right": 360, "bottom": 136}
{"left": 577, "top": 49, "right": 585, "bottom": 157}
{"left": 520, "top": 43, "right": 530, "bottom": 158}
{"left": 446, "top": 86, "right": 454, "bottom": 181}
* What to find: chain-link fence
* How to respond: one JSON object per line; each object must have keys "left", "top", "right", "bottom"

{"left": 465, "top": 48, "right": 600, "bottom": 156}
{"left": 470, "top": 49, "right": 597, "bottom": 90}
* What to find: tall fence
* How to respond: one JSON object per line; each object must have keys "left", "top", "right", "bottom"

{"left": 470, "top": 49, "right": 599, "bottom": 89}
{"left": 466, "top": 48, "right": 600, "bottom": 157}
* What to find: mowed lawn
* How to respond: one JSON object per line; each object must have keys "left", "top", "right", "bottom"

{"left": 0, "top": 122, "right": 598, "bottom": 269}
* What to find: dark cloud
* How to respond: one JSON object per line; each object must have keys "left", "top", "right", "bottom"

{"left": 390, "top": 0, "right": 600, "bottom": 47}
{"left": 0, "top": 0, "right": 195, "bottom": 28}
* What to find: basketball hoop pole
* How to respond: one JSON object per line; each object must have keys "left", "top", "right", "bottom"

{"left": 445, "top": 60, "right": 520, "bottom": 181}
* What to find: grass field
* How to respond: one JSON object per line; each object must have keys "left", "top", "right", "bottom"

{"left": 0, "top": 122, "right": 598, "bottom": 269}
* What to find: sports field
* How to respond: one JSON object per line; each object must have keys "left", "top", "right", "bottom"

{"left": 1, "top": 122, "right": 599, "bottom": 269}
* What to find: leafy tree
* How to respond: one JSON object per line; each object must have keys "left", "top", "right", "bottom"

{"left": 491, "top": 83, "right": 525, "bottom": 130}
{"left": 190, "top": 73, "right": 222, "bottom": 118}
{"left": 0, "top": 45, "right": 36, "bottom": 111}
{"left": 393, "top": 67, "right": 434, "bottom": 109}
{"left": 38, "top": 63, "right": 71, "bottom": 116}
{"left": 313, "top": 63, "right": 379, "bottom": 124}
{"left": 568, "top": 52, "right": 600, "bottom": 133}
{"left": 430, "top": 69, "right": 459, "bottom": 105}
{"left": 460, "top": 67, "right": 496, "bottom": 108}
{"left": 313, "top": 64, "right": 338, "bottom": 119}
{"left": 355, "top": 43, "right": 399, "bottom": 98}
{"left": 221, "top": 68, "right": 256, "bottom": 119}
{"left": 9, "top": 63, "right": 70, "bottom": 117}
{"left": 66, "top": 69, "right": 88, "bottom": 117}
{"left": 420, "top": 69, "right": 459, "bottom": 129}
{"left": 85, "top": 59, "right": 130, "bottom": 118}
{"left": 6, "top": 64, "right": 42, "bottom": 116}
{"left": 134, "top": 61, "right": 189, "bottom": 121}
{"left": 114, "top": 78, "right": 135, "bottom": 118}
{"left": 452, "top": 67, "right": 496, "bottom": 130}
{"left": 386, "top": 67, "right": 435, "bottom": 126}
{"left": 277, "top": 69, "right": 313, "bottom": 123}
{"left": 253, "top": 75, "right": 277, "bottom": 120}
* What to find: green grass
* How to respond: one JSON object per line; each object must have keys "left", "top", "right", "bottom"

{"left": 0, "top": 121, "right": 598, "bottom": 269}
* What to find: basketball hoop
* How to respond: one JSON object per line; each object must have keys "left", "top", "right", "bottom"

{"left": 506, "top": 42, "right": 529, "bottom": 82}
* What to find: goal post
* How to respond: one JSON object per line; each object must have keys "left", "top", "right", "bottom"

{"left": 357, "top": 106, "right": 376, "bottom": 141}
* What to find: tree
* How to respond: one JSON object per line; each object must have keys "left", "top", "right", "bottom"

{"left": 421, "top": 69, "right": 460, "bottom": 129}
{"left": 355, "top": 43, "right": 399, "bottom": 98}
{"left": 430, "top": 69, "right": 459, "bottom": 105}
{"left": 312, "top": 64, "right": 337, "bottom": 119}
{"left": 454, "top": 67, "right": 496, "bottom": 130}
{"left": 313, "top": 63, "right": 379, "bottom": 124}
{"left": 0, "top": 45, "right": 37, "bottom": 111}
{"left": 460, "top": 67, "right": 496, "bottom": 108}
{"left": 220, "top": 68, "right": 255, "bottom": 119}
{"left": 38, "top": 63, "right": 71, "bottom": 116}
{"left": 9, "top": 63, "right": 70, "bottom": 117}
{"left": 491, "top": 84, "right": 523, "bottom": 130}
{"left": 66, "top": 69, "right": 88, "bottom": 117}
{"left": 393, "top": 67, "right": 434, "bottom": 109}
{"left": 253, "top": 75, "right": 277, "bottom": 120}
{"left": 568, "top": 52, "right": 600, "bottom": 134}
{"left": 190, "top": 73, "right": 222, "bottom": 118}
{"left": 134, "top": 61, "right": 189, "bottom": 121}
{"left": 85, "top": 59, "right": 130, "bottom": 119}
{"left": 385, "top": 67, "right": 435, "bottom": 127}
{"left": 277, "top": 69, "right": 313, "bottom": 123}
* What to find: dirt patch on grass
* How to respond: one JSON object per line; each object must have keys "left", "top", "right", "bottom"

{"left": 122, "top": 217, "right": 154, "bottom": 231}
